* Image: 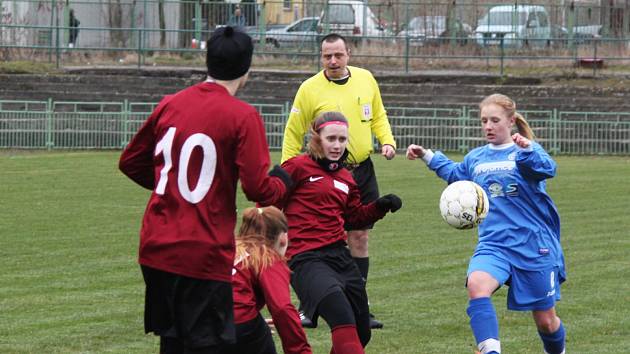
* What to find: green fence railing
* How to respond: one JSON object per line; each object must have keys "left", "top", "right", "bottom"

{"left": 1, "top": 99, "right": 629, "bottom": 155}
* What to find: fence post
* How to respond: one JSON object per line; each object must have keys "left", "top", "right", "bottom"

{"left": 194, "top": 1, "right": 201, "bottom": 44}
{"left": 551, "top": 108, "right": 559, "bottom": 155}
{"left": 404, "top": 35, "right": 410, "bottom": 73}
{"left": 54, "top": 0, "right": 60, "bottom": 68}
{"left": 592, "top": 38, "right": 598, "bottom": 76}
{"left": 499, "top": 37, "right": 505, "bottom": 77}
{"left": 459, "top": 105, "right": 468, "bottom": 153}
{"left": 137, "top": 26, "right": 142, "bottom": 69}
{"left": 122, "top": 99, "right": 129, "bottom": 148}
{"left": 46, "top": 98, "right": 54, "bottom": 150}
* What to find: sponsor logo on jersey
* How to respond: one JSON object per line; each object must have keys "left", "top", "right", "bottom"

{"left": 488, "top": 183, "right": 504, "bottom": 197}
{"left": 291, "top": 107, "right": 300, "bottom": 113}
{"left": 309, "top": 176, "right": 323, "bottom": 182}
{"left": 334, "top": 180, "right": 349, "bottom": 194}
{"left": 505, "top": 182, "right": 519, "bottom": 196}
{"left": 473, "top": 160, "right": 515, "bottom": 176}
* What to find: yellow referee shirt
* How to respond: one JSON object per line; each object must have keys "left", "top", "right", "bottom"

{"left": 281, "top": 66, "right": 396, "bottom": 165}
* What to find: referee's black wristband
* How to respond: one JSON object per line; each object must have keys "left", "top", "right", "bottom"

{"left": 269, "top": 165, "right": 294, "bottom": 190}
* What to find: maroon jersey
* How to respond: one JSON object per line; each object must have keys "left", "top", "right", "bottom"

{"left": 232, "top": 255, "right": 311, "bottom": 354}
{"left": 119, "top": 82, "right": 287, "bottom": 282}
{"left": 277, "top": 154, "right": 386, "bottom": 259}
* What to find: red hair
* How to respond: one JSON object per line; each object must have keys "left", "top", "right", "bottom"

{"left": 235, "top": 206, "right": 288, "bottom": 275}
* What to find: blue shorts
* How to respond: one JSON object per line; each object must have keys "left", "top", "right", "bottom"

{"left": 467, "top": 254, "right": 561, "bottom": 311}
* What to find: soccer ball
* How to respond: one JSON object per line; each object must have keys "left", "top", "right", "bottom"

{"left": 439, "top": 181, "right": 489, "bottom": 229}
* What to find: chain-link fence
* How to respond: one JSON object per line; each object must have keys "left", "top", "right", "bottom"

{"left": 2, "top": 1, "right": 630, "bottom": 74}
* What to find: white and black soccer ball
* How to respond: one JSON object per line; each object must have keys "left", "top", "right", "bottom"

{"left": 439, "top": 181, "right": 489, "bottom": 230}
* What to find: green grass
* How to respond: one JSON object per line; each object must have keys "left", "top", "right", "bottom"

{"left": 0, "top": 61, "right": 59, "bottom": 74}
{"left": 1, "top": 150, "right": 629, "bottom": 353}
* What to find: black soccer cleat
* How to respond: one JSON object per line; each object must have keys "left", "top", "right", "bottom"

{"left": 299, "top": 310, "right": 316, "bottom": 328}
{"left": 369, "top": 313, "right": 383, "bottom": 329}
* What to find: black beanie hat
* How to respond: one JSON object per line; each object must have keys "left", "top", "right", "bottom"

{"left": 206, "top": 26, "right": 254, "bottom": 80}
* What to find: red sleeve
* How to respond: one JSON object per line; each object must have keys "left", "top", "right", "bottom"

{"left": 259, "top": 261, "right": 312, "bottom": 354}
{"left": 236, "top": 111, "right": 287, "bottom": 205}
{"left": 344, "top": 182, "right": 387, "bottom": 228}
{"left": 269, "top": 157, "right": 301, "bottom": 210}
{"left": 118, "top": 98, "right": 171, "bottom": 190}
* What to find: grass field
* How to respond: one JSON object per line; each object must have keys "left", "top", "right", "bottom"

{"left": 1, "top": 150, "right": 629, "bottom": 353}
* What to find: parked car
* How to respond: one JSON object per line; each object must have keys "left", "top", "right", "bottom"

{"left": 264, "top": 17, "right": 319, "bottom": 48}
{"left": 551, "top": 24, "right": 600, "bottom": 47}
{"left": 475, "top": 5, "right": 551, "bottom": 48}
{"left": 318, "top": 0, "right": 388, "bottom": 39}
{"left": 398, "top": 16, "right": 473, "bottom": 46}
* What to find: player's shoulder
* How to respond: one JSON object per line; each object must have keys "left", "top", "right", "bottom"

{"left": 302, "top": 71, "right": 327, "bottom": 87}
{"left": 283, "top": 154, "right": 312, "bottom": 168}
{"left": 348, "top": 65, "right": 374, "bottom": 78}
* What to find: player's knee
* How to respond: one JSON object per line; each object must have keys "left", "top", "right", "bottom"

{"left": 348, "top": 230, "right": 369, "bottom": 252}
{"left": 534, "top": 312, "right": 559, "bottom": 333}
{"left": 466, "top": 272, "right": 497, "bottom": 298}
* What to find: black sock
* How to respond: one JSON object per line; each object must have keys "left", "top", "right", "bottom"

{"left": 354, "top": 257, "right": 369, "bottom": 281}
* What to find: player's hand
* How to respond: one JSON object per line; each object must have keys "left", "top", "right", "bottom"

{"left": 381, "top": 144, "right": 396, "bottom": 160}
{"left": 265, "top": 318, "right": 276, "bottom": 335}
{"left": 406, "top": 144, "right": 426, "bottom": 160}
{"left": 375, "top": 194, "right": 402, "bottom": 213}
{"left": 512, "top": 133, "right": 531, "bottom": 148}
{"left": 269, "top": 165, "right": 294, "bottom": 190}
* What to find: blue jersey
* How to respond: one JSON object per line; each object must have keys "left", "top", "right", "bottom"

{"left": 428, "top": 142, "right": 565, "bottom": 279}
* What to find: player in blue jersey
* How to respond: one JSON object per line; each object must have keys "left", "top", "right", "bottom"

{"left": 406, "top": 93, "right": 566, "bottom": 354}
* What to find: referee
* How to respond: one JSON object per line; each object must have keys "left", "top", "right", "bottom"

{"left": 281, "top": 33, "right": 397, "bottom": 329}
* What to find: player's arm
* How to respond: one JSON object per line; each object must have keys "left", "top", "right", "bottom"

{"left": 514, "top": 140, "right": 557, "bottom": 180}
{"left": 368, "top": 75, "right": 396, "bottom": 152}
{"left": 260, "top": 261, "right": 312, "bottom": 354}
{"left": 237, "top": 111, "right": 291, "bottom": 205}
{"left": 344, "top": 183, "right": 400, "bottom": 228}
{"left": 119, "top": 100, "right": 169, "bottom": 190}
{"left": 281, "top": 86, "right": 311, "bottom": 164}
{"left": 428, "top": 151, "right": 471, "bottom": 184}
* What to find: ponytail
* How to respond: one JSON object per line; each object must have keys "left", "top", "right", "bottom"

{"left": 235, "top": 206, "right": 288, "bottom": 275}
{"left": 514, "top": 112, "right": 535, "bottom": 140}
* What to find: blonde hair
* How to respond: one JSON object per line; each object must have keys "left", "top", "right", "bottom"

{"left": 306, "top": 111, "right": 349, "bottom": 159}
{"left": 235, "top": 206, "right": 288, "bottom": 275}
{"left": 479, "top": 93, "right": 535, "bottom": 140}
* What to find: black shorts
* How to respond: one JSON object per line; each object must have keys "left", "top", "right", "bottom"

{"left": 288, "top": 242, "right": 369, "bottom": 328}
{"left": 141, "top": 265, "right": 236, "bottom": 349}
{"left": 224, "top": 314, "right": 277, "bottom": 354}
{"left": 345, "top": 157, "right": 379, "bottom": 231}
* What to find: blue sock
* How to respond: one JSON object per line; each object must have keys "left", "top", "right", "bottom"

{"left": 467, "top": 297, "right": 500, "bottom": 354}
{"left": 538, "top": 321, "right": 565, "bottom": 354}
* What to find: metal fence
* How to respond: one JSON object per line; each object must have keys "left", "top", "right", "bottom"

{"left": 2, "top": 1, "right": 630, "bottom": 74}
{"left": 1, "top": 99, "right": 629, "bottom": 155}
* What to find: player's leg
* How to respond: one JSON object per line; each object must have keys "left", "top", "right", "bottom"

{"left": 508, "top": 266, "right": 565, "bottom": 354}
{"left": 466, "top": 255, "right": 511, "bottom": 354}
{"left": 533, "top": 308, "right": 565, "bottom": 354}
{"left": 318, "top": 291, "right": 365, "bottom": 354}
{"left": 346, "top": 158, "right": 381, "bottom": 329}
{"left": 141, "top": 265, "right": 236, "bottom": 354}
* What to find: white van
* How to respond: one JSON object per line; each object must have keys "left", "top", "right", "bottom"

{"left": 475, "top": 5, "right": 551, "bottom": 48}
{"left": 318, "top": 0, "right": 386, "bottom": 38}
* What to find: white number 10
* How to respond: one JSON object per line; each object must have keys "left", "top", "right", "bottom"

{"left": 154, "top": 127, "right": 217, "bottom": 204}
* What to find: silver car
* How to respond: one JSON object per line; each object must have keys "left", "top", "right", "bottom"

{"left": 264, "top": 17, "right": 320, "bottom": 48}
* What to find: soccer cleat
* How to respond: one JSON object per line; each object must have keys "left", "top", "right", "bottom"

{"left": 299, "top": 310, "right": 316, "bottom": 328}
{"left": 369, "top": 313, "right": 383, "bottom": 329}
